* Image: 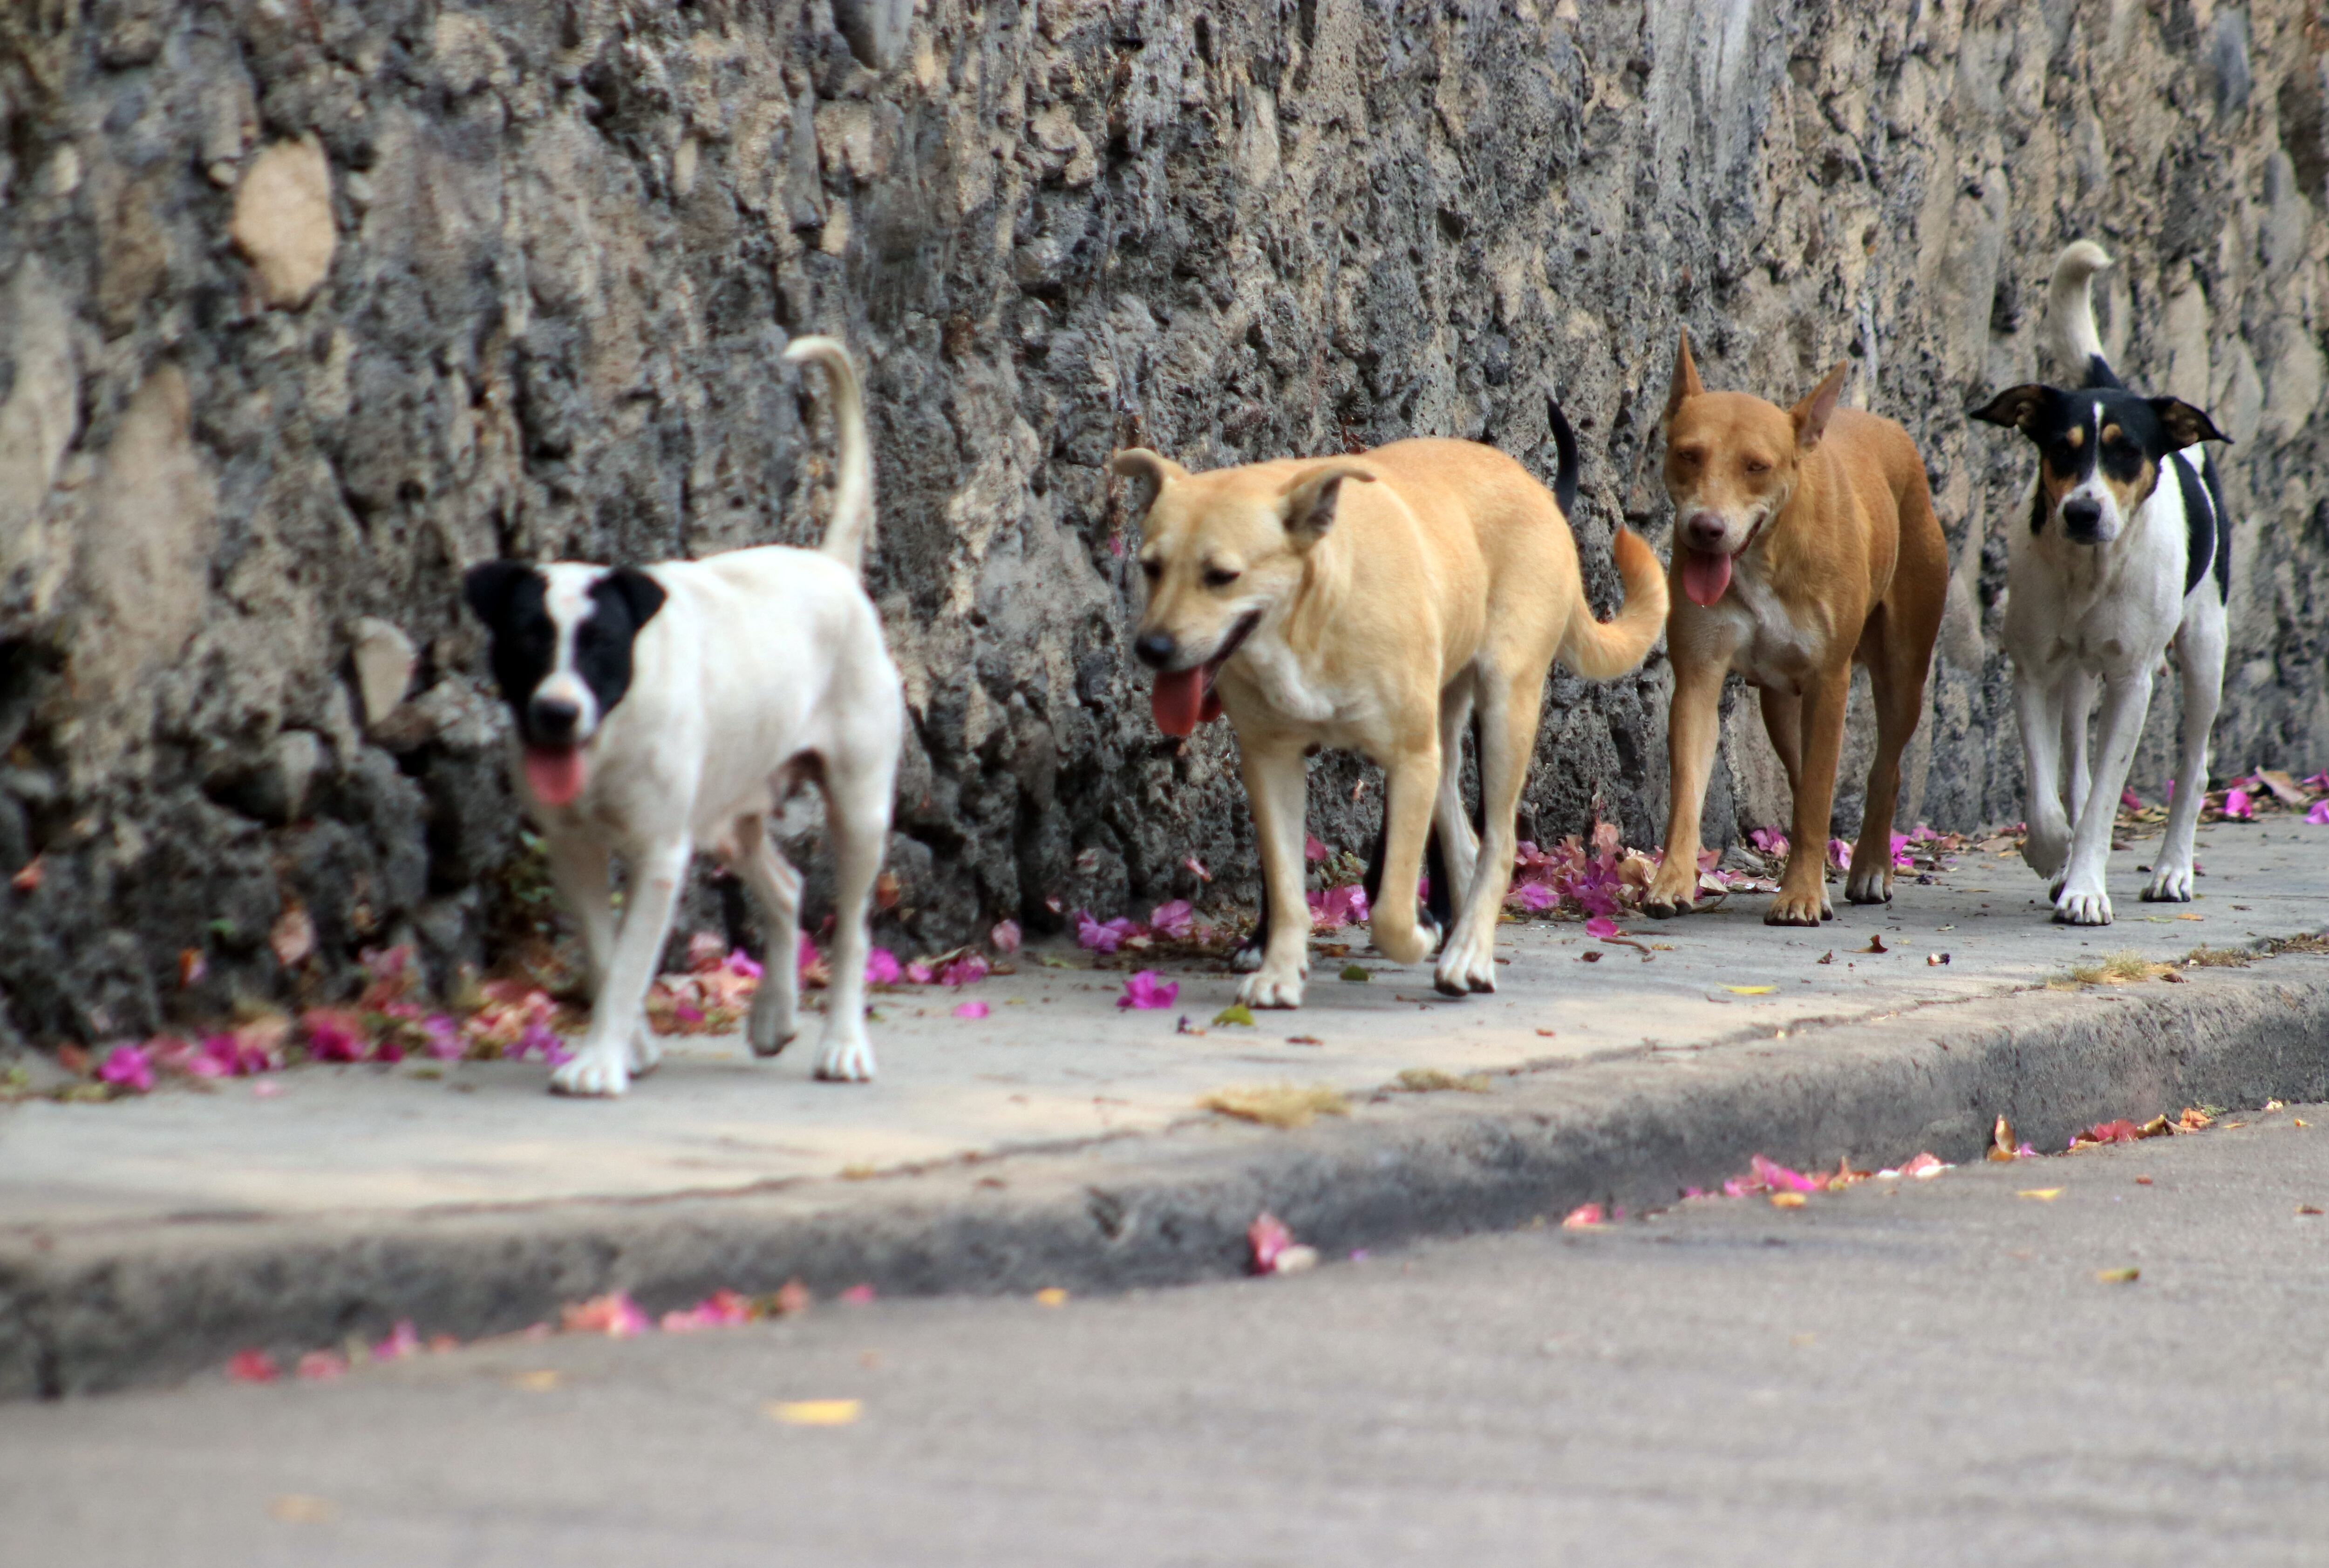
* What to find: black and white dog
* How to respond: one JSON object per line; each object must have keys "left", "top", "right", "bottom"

{"left": 1970, "top": 242, "right": 2232, "bottom": 926}
{"left": 463, "top": 337, "right": 903, "bottom": 1093}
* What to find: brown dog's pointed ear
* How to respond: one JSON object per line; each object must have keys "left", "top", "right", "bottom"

{"left": 1280, "top": 459, "right": 1377, "bottom": 545}
{"left": 2151, "top": 397, "right": 2231, "bottom": 448}
{"left": 1967, "top": 384, "right": 2050, "bottom": 433}
{"left": 1791, "top": 361, "right": 1850, "bottom": 452}
{"left": 1662, "top": 329, "right": 1704, "bottom": 425}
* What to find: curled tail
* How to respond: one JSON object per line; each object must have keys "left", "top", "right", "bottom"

{"left": 783, "top": 335, "right": 874, "bottom": 575}
{"left": 1546, "top": 390, "right": 1580, "bottom": 519}
{"left": 2047, "top": 241, "right": 2123, "bottom": 390}
{"left": 1559, "top": 526, "right": 1668, "bottom": 680}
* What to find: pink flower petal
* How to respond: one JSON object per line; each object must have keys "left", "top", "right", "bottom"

{"left": 840, "top": 1283, "right": 877, "bottom": 1305}
{"left": 227, "top": 1350, "right": 280, "bottom": 1383}
{"left": 1117, "top": 971, "right": 1178, "bottom": 1010}
{"left": 1247, "top": 1212, "right": 1294, "bottom": 1273}
{"left": 989, "top": 919, "right": 1022, "bottom": 954}
{"left": 1304, "top": 835, "right": 1330, "bottom": 863}
{"left": 1584, "top": 915, "right": 1619, "bottom": 941}
{"left": 864, "top": 947, "right": 904, "bottom": 984}
{"left": 2309, "top": 800, "right": 2329, "bottom": 826}
{"left": 97, "top": 1043, "right": 154, "bottom": 1093}
{"left": 952, "top": 1000, "right": 990, "bottom": 1020}
{"left": 295, "top": 1350, "right": 348, "bottom": 1381}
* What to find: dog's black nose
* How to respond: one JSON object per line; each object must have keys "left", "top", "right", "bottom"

{"left": 1682, "top": 511, "right": 1726, "bottom": 550}
{"left": 2061, "top": 497, "right": 2104, "bottom": 535}
{"left": 529, "top": 695, "right": 582, "bottom": 742}
{"left": 1133, "top": 631, "right": 1177, "bottom": 669}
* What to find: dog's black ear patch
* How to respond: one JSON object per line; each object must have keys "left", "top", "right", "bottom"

{"left": 463, "top": 560, "right": 537, "bottom": 631}
{"left": 600, "top": 566, "right": 667, "bottom": 630}
{"left": 2150, "top": 397, "right": 2230, "bottom": 450}
{"left": 1968, "top": 384, "right": 2051, "bottom": 433}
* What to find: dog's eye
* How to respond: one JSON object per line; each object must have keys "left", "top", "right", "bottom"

{"left": 1743, "top": 459, "right": 1770, "bottom": 475}
{"left": 1202, "top": 566, "right": 1241, "bottom": 589}
{"left": 1675, "top": 450, "right": 1701, "bottom": 467}
{"left": 1138, "top": 558, "right": 1162, "bottom": 581}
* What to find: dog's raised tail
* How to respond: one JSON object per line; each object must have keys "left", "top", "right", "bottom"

{"left": 783, "top": 335, "right": 874, "bottom": 574}
{"left": 1559, "top": 527, "right": 1668, "bottom": 681}
{"left": 2047, "top": 241, "right": 2122, "bottom": 389}
{"left": 1546, "top": 390, "right": 1580, "bottom": 520}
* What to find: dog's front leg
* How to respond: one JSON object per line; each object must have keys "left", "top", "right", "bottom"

{"left": 551, "top": 840, "right": 692, "bottom": 1097}
{"left": 1644, "top": 656, "right": 1726, "bottom": 917}
{"left": 2014, "top": 665, "right": 2073, "bottom": 883}
{"left": 2054, "top": 667, "right": 2154, "bottom": 926}
{"left": 725, "top": 815, "right": 803, "bottom": 1058}
{"left": 1366, "top": 742, "right": 1443, "bottom": 967}
{"left": 1236, "top": 740, "right": 1313, "bottom": 1009}
{"left": 1769, "top": 665, "right": 1848, "bottom": 926}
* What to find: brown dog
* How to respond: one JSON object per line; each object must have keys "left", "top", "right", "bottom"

{"left": 1641, "top": 333, "right": 1947, "bottom": 925}
{"left": 1117, "top": 427, "right": 1666, "bottom": 1006}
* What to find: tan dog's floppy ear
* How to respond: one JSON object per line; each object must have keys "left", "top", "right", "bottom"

{"left": 1662, "top": 329, "right": 1705, "bottom": 425}
{"left": 1280, "top": 459, "right": 1377, "bottom": 545}
{"left": 1791, "top": 361, "right": 1850, "bottom": 452}
{"left": 1966, "top": 385, "right": 2049, "bottom": 433}
{"left": 2150, "top": 397, "right": 2231, "bottom": 448}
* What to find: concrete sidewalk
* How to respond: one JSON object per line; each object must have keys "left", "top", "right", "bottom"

{"left": 4, "top": 828, "right": 2326, "bottom": 1397}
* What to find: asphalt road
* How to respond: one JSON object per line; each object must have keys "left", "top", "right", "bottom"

{"left": 7, "top": 1107, "right": 2329, "bottom": 1567}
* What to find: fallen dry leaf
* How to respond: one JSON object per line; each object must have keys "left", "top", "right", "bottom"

{"left": 1397, "top": 1067, "right": 1491, "bottom": 1093}
{"left": 2298, "top": 1205, "right": 2324, "bottom": 1217}
{"left": 9, "top": 855, "right": 41, "bottom": 893}
{"left": 1034, "top": 1288, "right": 1068, "bottom": 1308}
{"left": 1856, "top": 934, "right": 1888, "bottom": 954}
{"left": 1580, "top": 950, "right": 1603, "bottom": 964}
{"left": 1987, "top": 1114, "right": 2020, "bottom": 1162}
{"left": 1817, "top": 950, "right": 1834, "bottom": 964}
{"left": 767, "top": 1399, "right": 861, "bottom": 1426}
{"left": 2135, "top": 1176, "right": 2153, "bottom": 1186}
{"left": 1560, "top": 1202, "right": 1605, "bottom": 1229}
{"left": 1769, "top": 1192, "right": 1807, "bottom": 1209}
{"left": 2017, "top": 1188, "right": 2063, "bottom": 1201}
{"left": 1286, "top": 1034, "right": 1324, "bottom": 1046}
{"left": 2176, "top": 913, "right": 2204, "bottom": 922}
{"left": 507, "top": 1370, "right": 561, "bottom": 1392}
{"left": 269, "top": 903, "right": 315, "bottom": 968}
{"left": 1534, "top": 1027, "right": 1557, "bottom": 1038}
{"left": 2094, "top": 1267, "right": 2141, "bottom": 1284}
{"left": 1199, "top": 1082, "right": 1350, "bottom": 1129}
{"left": 267, "top": 1495, "right": 337, "bottom": 1524}
{"left": 1722, "top": 984, "right": 1776, "bottom": 995}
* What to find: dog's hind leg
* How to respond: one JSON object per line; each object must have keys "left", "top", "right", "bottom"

{"left": 1430, "top": 678, "right": 1482, "bottom": 921}
{"left": 1237, "top": 739, "right": 1315, "bottom": 1008}
{"left": 726, "top": 814, "right": 803, "bottom": 1058}
{"left": 2144, "top": 599, "right": 2224, "bottom": 903}
{"left": 812, "top": 752, "right": 896, "bottom": 1082}
{"left": 551, "top": 840, "right": 692, "bottom": 1097}
{"left": 544, "top": 835, "right": 616, "bottom": 987}
{"left": 1434, "top": 668, "right": 1539, "bottom": 996}
{"left": 2059, "top": 668, "right": 2096, "bottom": 832}
{"left": 1846, "top": 611, "right": 1934, "bottom": 906}
{"left": 1364, "top": 742, "right": 1444, "bottom": 967}
{"left": 1758, "top": 687, "right": 1804, "bottom": 799}
{"left": 2053, "top": 666, "right": 2155, "bottom": 925}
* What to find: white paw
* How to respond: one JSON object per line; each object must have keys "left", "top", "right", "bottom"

{"left": 2053, "top": 882, "right": 2114, "bottom": 926}
{"left": 1229, "top": 941, "right": 1265, "bottom": 975}
{"left": 2022, "top": 824, "right": 2070, "bottom": 880}
{"left": 749, "top": 984, "right": 798, "bottom": 1058}
{"left": 551, "top": 1044, "right": 631, "bottom": 1097}
{"left": 813, "top": 1026, "right": 876, "bottom": 1083}
{"left": 1237, "top": 962, "right": 1308, "bottom": 1010}
{"left": 1431, "top": 925, "right": 1496, "bottom": 996}
{"left": 627, "top": 1027, "right": 663, "bottom": 1077}
{"left": 2142, "top": 863, "right": 2195, "bottom": 903}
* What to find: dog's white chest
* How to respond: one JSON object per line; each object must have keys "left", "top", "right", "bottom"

{"left": 1232, "top": 633, "right": 1344, "bottom": 727}
{"left": 1710, "top": 564, "right": 1823, "bottom": 689}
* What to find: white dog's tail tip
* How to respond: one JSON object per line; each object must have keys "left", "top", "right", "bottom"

{"left": 2048, "top": 241, "right": 2115, "bottom": 380}
{"left": 785, "top": 335, "right": 875, "bottom": 575}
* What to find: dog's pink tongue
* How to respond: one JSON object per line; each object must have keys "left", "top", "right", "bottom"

{"left": 1152, "top": 669, "right": 1206, "bottom": 738}
{"left": 1682, "top": 549, "right": 1734, "bottom": 608}
{"left": 524, "top": 746, "right": 586, "bottom": 807}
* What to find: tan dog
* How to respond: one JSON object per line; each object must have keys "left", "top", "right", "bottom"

{"left": 1115, "top": 427, "right": 1666, "bottom": 1007}
{"left": 1642, "top": 334, "right": 1947, "bottom": 925}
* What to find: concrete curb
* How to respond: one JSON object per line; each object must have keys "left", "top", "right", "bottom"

{"left": 6, "top": 957, "right": 2326, "bottom": 1399}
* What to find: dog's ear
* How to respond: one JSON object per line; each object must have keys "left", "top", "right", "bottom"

{"left": 1662, "top": 330, "right": 1704, "bottom": 425}
{"left": 1111, "top": 448, "right": 1189, "bottom": 510}
{"left": 463, "top": 561, "right": 533, "bottom": 632}
{"left": 599, "top": 567, "right": 667, "bottom": 630}
{"left": 1791, "top": 362, "right": 1850, "bottom": 452}
{"left": 1280, "top": 459, "right": 1377, "bottom": 545}
{"left": 2150, "top": 397, "right": 2231, "bottom": 448}
{"left": 1967, "top": 384, "right": 2049, "bottom": 433}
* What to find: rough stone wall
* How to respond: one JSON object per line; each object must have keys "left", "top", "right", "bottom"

{"left": 2, "top": 0, "right": 2326, "bottom": 1043}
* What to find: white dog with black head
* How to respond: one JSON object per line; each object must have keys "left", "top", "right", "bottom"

{"left": 1969, "top": 242, "right": 2233, "bottom": 926}
{"left": 463, "top": 337, "right": 902, "bottom": 1093}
